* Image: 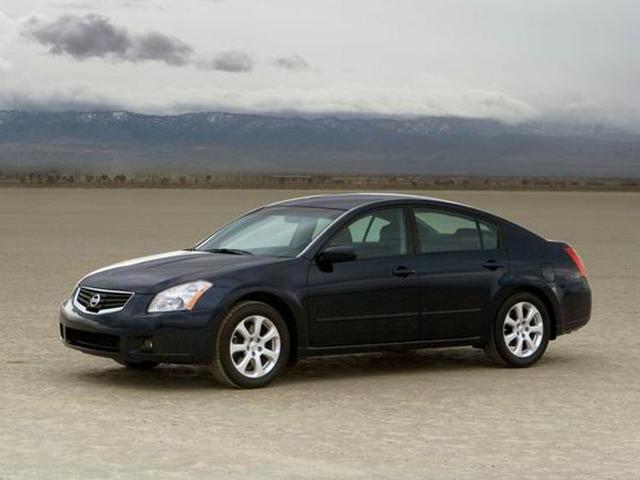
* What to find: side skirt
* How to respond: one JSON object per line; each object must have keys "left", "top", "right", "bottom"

{"left": 303, "top": 336, "right": 483, "bottom": 358}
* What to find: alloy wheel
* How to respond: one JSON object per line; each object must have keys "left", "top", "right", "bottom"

{"left": 229, "top": 315, "right": 281, "bottom": 378}
{"left": 503, "top": 301, "right": 544, "bottom": 358}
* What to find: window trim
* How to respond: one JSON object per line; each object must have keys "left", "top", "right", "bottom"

{"left": 408, "top": 206, "right": 503, "bottom": 256}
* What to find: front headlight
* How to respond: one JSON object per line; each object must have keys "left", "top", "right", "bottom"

{"left": 147, "top": 280, "right": 212, "bottom": 313}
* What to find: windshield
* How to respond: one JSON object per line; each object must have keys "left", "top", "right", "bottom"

{"left": 196, "top": 206, "right": 342, "bottom": 257}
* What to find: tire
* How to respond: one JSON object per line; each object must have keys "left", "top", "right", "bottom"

{"left": 484, "top": 292, "right": 550, "bottom": 367}
{"left": 211, "top": 301, "right": 290, "bottom": 389}
{"left": 115, "top": 360, "right": 159, "bottom": 370}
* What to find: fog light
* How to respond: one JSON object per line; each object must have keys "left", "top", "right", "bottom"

{"left": 141, "top": 338, "right": 154, "bottom": 352}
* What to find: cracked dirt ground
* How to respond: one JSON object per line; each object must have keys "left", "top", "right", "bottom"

{"left": 1, "top": 188, "right": 639, "bottom": 479}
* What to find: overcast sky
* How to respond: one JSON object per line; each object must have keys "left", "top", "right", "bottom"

{"left": 0, "top": 0, "right": 638, "bottom": 128}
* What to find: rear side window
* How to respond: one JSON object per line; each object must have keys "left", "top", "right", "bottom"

{"left": 412, "top": 209, "right": 499, "bottom": 253}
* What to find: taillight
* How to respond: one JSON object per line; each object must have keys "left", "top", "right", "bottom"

{"left": 563, "top": 245, "right": 587, "bottom": 277}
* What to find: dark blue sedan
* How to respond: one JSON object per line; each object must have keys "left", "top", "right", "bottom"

{"left": 60, "top": 193, "right": 591, "bottom": 388}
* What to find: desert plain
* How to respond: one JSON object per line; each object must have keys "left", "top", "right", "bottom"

{"left": 0, "top": 188, "right": 639, "bottom": 479}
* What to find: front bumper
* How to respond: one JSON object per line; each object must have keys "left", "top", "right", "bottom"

{"left": 59, "top": 299, "right": 221, "bottom": 364}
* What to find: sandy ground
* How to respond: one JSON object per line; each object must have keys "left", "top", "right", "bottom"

{"left": 0, "top": 188, "right": 639, "bottom": 479}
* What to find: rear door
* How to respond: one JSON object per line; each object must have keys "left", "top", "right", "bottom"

{"left": 307, "top": 207, "right": 420, "bottom": 347}
{"left": 409, "top": 207, "right": 509, "bottom": 340}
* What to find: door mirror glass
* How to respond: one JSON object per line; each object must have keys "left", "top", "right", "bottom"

{"left": 318, "top": 246, "right": 357, "bottom": 264}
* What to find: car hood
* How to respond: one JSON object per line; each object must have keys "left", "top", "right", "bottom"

{"left": 79, "top": 250, "right": 282, "bottom": 293}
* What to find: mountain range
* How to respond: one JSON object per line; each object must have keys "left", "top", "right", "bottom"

{"left": 0, "top": 110, "right": 639, "bottom": 177}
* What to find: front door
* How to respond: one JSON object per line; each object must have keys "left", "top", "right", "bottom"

{"left": 307, "top": 207, "right": 420, "bottom": 347}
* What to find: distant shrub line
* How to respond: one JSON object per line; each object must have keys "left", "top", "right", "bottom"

{"left": 0, "top": 171, "right": 638, "bottom": 191}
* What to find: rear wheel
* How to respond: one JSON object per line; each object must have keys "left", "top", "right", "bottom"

{"left": 211, "top": 301, "right": 289, "bottom": 388}
{"left": 484, "top": 293, "right": 550, "bottom": 367}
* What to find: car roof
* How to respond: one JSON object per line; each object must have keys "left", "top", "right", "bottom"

{"left": 269, "top": 192, "right": 468, "bottom": 211}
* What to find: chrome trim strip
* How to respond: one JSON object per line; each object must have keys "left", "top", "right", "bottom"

{"left": 268, "top": 192, "right": 468, "bottom": 208}
{"left": 420, "top": 307, "right": 483, "bottom": 316}
{"left": 73, "top": 286, "right": 135, "bottom": 315}
{"left": 265, "top": 193, "right": 326, "bottom": 208}
{"left": 316, "top": 311, "right": 419, "bottom": 323}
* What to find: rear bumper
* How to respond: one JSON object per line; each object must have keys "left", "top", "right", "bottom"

{"left": 556, "top": 278, "right": 592, "bottom": 336}
{"left": 59, "top": 299, "right": 219, "bottom": 364}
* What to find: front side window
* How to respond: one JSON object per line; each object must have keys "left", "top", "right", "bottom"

{"left": 197, "top": 207, "right": 341, "bottom": 257}
{"left": 412, "top": 209, "right": 498, "bottom": 253}
{"left": 327, "top": 208, "right": 408, "bottom": 259}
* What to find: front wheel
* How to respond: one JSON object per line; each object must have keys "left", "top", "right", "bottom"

{"left": 211, "top": 301, "right": 289, "bottom": 388}
{"left": 484, "top": 293, "right": 550, "bottom": 367}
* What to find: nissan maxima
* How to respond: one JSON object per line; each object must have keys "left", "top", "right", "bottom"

{"left": 59, "top": 193, "right": 591, "bottom": 388}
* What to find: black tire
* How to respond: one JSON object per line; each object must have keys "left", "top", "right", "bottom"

{"left": 484, "top": 292, "right": 550, "bottom": 367}
{"left": 115, "top": 360, "right": 159, "bottom": 370}
{"left": 211, "top": 301, "right": 290, "bottom": 389}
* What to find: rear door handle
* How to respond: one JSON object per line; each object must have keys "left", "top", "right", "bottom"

{"left": 393, "top": 266, "right": 417, "bottom": 277}
{"left": 483, "top": 259, "right": 504, "bottom": 271}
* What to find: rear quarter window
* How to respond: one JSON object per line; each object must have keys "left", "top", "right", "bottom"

{"left": 478, "top": 220, "right": 500, "bottom": 250}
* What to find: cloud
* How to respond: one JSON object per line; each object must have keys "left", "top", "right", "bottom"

{"left": 272, "top": 54, "right": 312, "bottom": 72}
{"left": 0, "top": 10, "right": 17, "bottom": 70}
{"left": 0, "top": 56, "right": 11, "bottom": 71}
{"left": 131, "top": 32, "right": 192, "bottom": 66}
{"left": 0, "top": 82, "right": 539, "bottom": 124}
{"left": 198, "top": 50, "right": 253, "bottom": 72}
{"left": 21, "top": 13, "right": 254, "bottom": 71}
{"left": 22, "top": 13, "right": 193, "bottom": 66}
{"left": 24, "top": 14, "right": 131, "bottom": 59}
{"left": 0, "top": 84, "right": 125, "bottom": 112}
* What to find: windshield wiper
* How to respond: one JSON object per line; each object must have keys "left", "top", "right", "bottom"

{"left": 205, "top": 248, "right": 254, "bottom": 256}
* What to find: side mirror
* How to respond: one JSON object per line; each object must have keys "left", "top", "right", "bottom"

{"left": 317, "top": 246, "right": 357, "bottom": 265}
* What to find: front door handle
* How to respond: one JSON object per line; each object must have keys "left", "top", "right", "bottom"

{"left": 393, "top": 266, "right": 417, "bottom": 277}
{"left": 483, "top": 259, "right": 504, "bottom": 271}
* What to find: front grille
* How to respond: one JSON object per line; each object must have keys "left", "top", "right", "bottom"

{"left": 75, "top": 286, "right": 133, "bottom": 314}
{"left": 65, "top": 327, "right": 120, "bottom": 352}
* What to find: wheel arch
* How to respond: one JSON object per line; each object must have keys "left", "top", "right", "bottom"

{"left": 494, "top": 284, "right": 560, "bottom": 340}
{"left": 230, "top": 290, "right": 304, "bottom": 365}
